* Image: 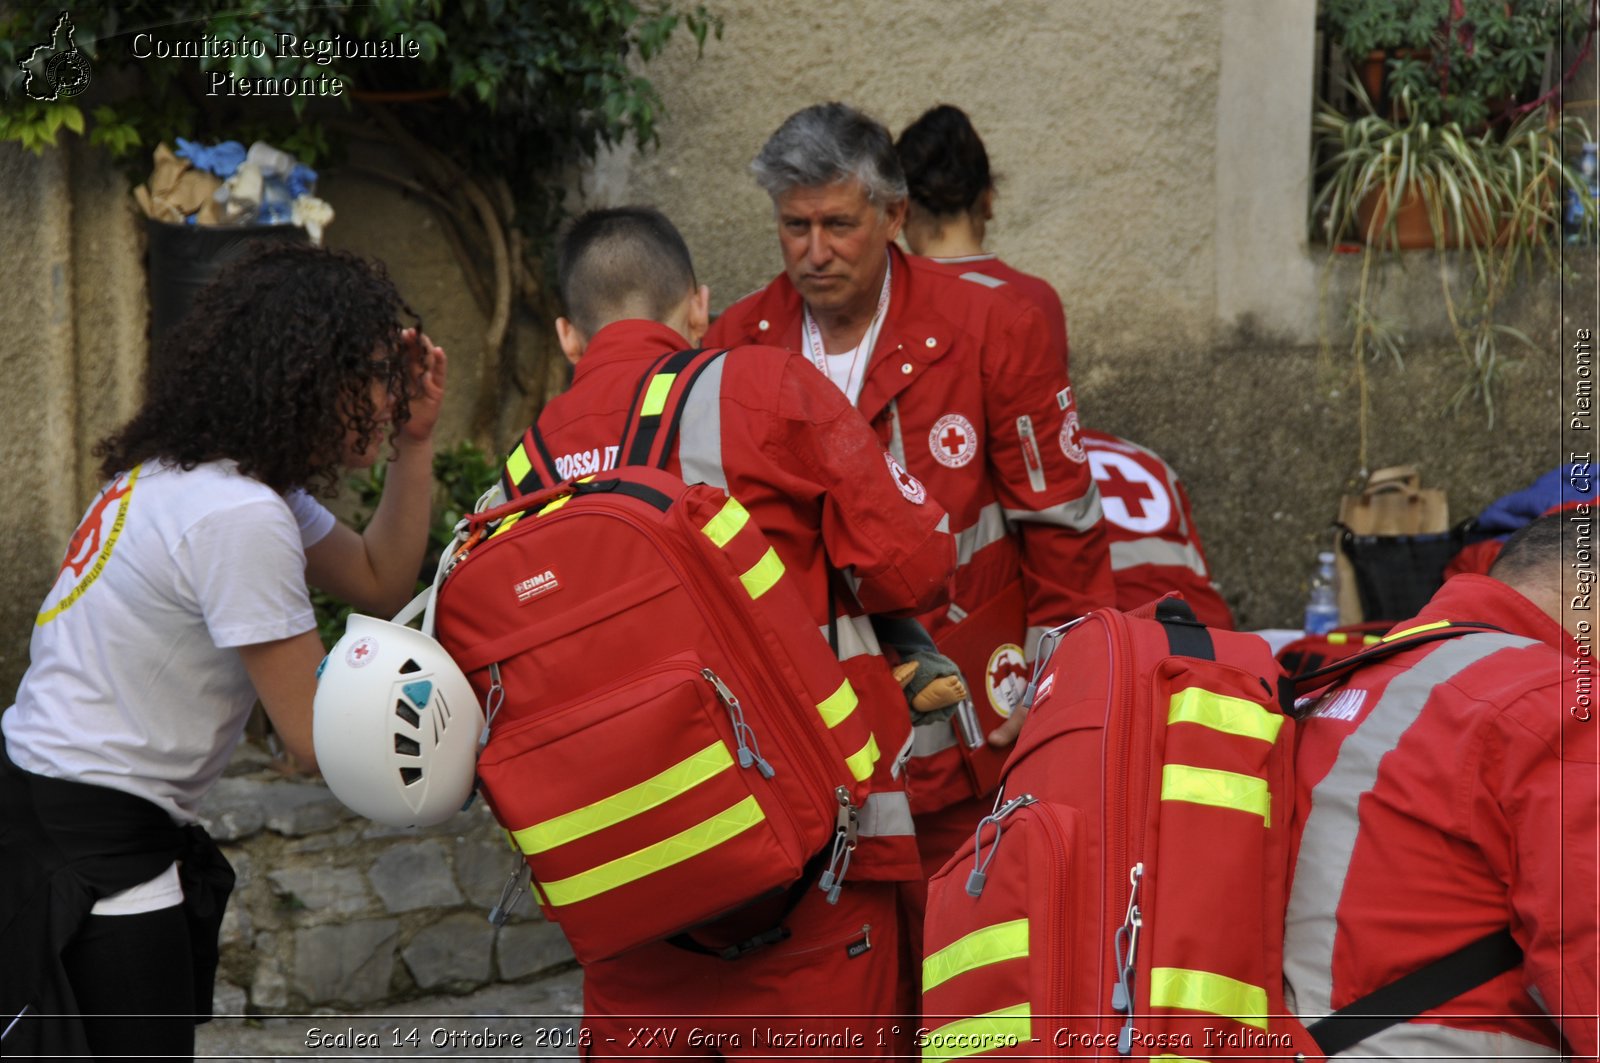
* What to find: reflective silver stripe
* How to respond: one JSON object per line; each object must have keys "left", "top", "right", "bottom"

{"left": 858, "top": 790, "right": 915, "bottom": 838}
{"left": 955, "top": 503, "right": 1012, "bottom": 565}
{"left": 910, "top": 720, "right": 959, "bottom": 757}
{"left": 1109, "top": 537, "right": 1209, "bottom": 577}
{"left": 1333, "top": 1022, "right": 1558, "bottom": 1059}
{"left": 887, "top": 399, "right": 907, "bottom": 466}
{"left": 959, "top": 270, "right": 1005, "bottom": 289}
{"left": 946, "top": 602, "right": 969, "bottom": 624}
{"left": 677, "top": 356, "right": 727, "bottom": 490}
{"left": 842, "top": 567, "right": 864, "bottom": 602}
{"left": 826, "top": 614, "right": 884, "bottom": 662}
{"left": 1283, "top": 634, "right": 1533, "bottom": 1024}
{"left": 1003, "top": 483, "right": 1103, "bottom": 532}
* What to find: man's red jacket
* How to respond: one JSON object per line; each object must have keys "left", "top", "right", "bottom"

{"left": 1286, "top": 574, "right": 1597, "bottom": 1060}
{"left": 706, "top": 246, "right": 1114, "bottom": 655}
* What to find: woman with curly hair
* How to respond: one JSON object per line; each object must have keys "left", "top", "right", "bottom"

{"left": 0, "top": 242, "right": 447, "bottom": 1060}
{"left": 895, "top": 103, "right": 1071, "bottom": 372}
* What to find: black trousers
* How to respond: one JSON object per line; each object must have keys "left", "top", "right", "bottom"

{"left": 60, "top": 905, "right": 195, "bottom": 1062}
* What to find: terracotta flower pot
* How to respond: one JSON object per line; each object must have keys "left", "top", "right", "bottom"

{"left": 1356, "top": 182, "right": 1451, "bottom": 249}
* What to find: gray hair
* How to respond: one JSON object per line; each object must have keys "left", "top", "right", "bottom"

{"left": 751, "top": 102, "right": 908, "bottom": 207}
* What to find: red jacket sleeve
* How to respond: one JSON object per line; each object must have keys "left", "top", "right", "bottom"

{"left": 978, "top": 300, "right": 1116, "bottom": 638}
{"left": 770, "top": 357, "right": 954, "bottom": 617}
{"left": 1479, "top": 689, "right": 1599, "bottom": 1060}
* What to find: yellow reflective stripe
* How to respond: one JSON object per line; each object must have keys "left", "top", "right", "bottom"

{"left": 1167, "top": 688, "right": 1284, "bottom": 744}
{"left": 488, "top": 511, "right": 523, "bottom": 539}
{"left": 1161, "top": 764, "right": 1270, "bottom": 824}
{"left": 1328, "top": 632, "right": 1349, "bottom": 644}
{"left": 923, "top": 919, "right": 1029, "bottom": 992}
{"left": 816, "top": 680, "right": 859, "bottom": 729}
{"left": 510, "top": 743, "right": 734, "bottom": 855}
{"left": 1149, "top": 967, "right": 1269, "bottom": 1030}
{"left": 739, "top": 547, "right": 784, "bottom": 599}
{"left": 529, "top": 877, "right": 547, "bottom": 906}
{"left": 539, "top": 794, "right": 765, "bottom": 907}
{"left": 505, "top": 445, "right": 531, "bottom": 488}
{"left": 538, "top": 494, "right": 573, "bottom": 516}
{"left": 701, "top": 496, "right": 751, "bottom": 548}
{"left": 921, "top": 1003, "right": 1030, "bottom": 1063}
{"left": 1384, "top": 619, "right": 1452, "bottom": 641}
{"left": 641, "top": 372, "right": 677, "bottom": 417}
{"left": 844, "top": 733, "right": 880, "bottom": 782}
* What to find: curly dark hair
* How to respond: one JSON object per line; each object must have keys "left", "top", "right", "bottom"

{"left": 96, "top": 242, "right": 420, "bottom": 494}
{"left": 895, "top": 104, "right": 993, "bottom": 217}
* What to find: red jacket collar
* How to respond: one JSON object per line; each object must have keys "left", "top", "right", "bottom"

{"left": 1416, "top": 573, "right": 1573, "bottom": 656}
{"left": 729, "top": 247, "right": 960, "bottom": 421}
{"left": 571, "top": 319, "right": 695, "bottom": 384}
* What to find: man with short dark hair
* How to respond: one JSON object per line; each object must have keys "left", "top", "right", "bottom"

{"left": 705, "top": 102, "right": 1116, "bottom": 874}
{"left": 520, "top": 205, "right": 954, "bottom": 1056}
{"left": 1285, "top": 513, "right": 1597, "bottom": 1059}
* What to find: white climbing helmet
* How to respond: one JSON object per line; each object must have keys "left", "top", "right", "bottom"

{"left": 313, "top": 613, "right": 482, "bottom": 828}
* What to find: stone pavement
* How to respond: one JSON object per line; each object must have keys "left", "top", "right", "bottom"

{"left": 196, "top": 969, "right": 585, "bottom": 1062}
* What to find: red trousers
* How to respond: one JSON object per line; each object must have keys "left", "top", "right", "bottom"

{"left": 581, "top": 880, "right": 914, "bottom": 1060}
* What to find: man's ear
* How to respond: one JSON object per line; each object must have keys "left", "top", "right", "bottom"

{"left": 555, "top": 317, "right": 587, "bottom": 366}
{"left": 685, "top": 284, "right": 711, "bottom": 344}
{"left": 882, "top": 196, "right": 909, "bottom": 242}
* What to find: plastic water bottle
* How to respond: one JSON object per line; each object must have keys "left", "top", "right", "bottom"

{"left": 1304, "top": 551, "right": 1341, "bottom": 636}
{"left": 1566, "top": 142, "right": 1599, "bottom": 245}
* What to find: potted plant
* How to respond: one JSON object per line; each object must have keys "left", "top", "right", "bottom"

{"left": 1323, "top": 0, "right": 1590, "bottom": 127}
{"left": 1313, "top": 0, "right": 1594, "bottom": 463}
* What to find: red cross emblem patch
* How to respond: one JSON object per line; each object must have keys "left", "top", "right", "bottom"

{"left": 929, "top": 412, "right": 978, "bottom": 469}
{"left": 885, "top": 452, "right": 927, "bottom": 505}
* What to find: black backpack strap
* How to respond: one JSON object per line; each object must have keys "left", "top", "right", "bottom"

{"left": 664, "top": 846, "right": 831, "bottom": 961}
{"left": 618, "top": 347, "right": 728, "bottom": 469}
{"left": 1291, "top": 620, "right": 1506, "bottom": 698}
{"left": 1307, "top": 928, "right": 1523, "bottom": 1056}
{"left": 1155, "top": 597, "right": 1215, "bottom": 660}
{"left": 500, "top": 423, "right": 563, "bottom": 499}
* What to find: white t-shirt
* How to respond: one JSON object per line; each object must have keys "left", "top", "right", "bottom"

{"left": 2, "top": 460, "right": 334, "bottom": 826}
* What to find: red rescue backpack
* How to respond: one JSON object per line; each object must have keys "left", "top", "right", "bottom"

{"left": 433, "top": 347, "right": 879, "bottom": 965}
{"left": 919, "top": 598, "right": 1519, "bottom": 1061}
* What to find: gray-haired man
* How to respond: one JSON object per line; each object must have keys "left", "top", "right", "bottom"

{"left": 705, "top": 102, "right": 1115, "bottom": 883}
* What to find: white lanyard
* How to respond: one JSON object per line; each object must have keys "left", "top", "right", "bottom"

{"left": 802, "top": 258, "right": 892, "bottom": 400}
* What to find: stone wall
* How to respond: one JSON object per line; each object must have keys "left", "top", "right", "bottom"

{"left": 197, "top": 741, "right": 576, "bottom": 1014}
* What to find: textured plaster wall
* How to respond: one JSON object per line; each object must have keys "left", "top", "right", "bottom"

{"left": 0, "top": 141, "right": 147, "bottom": 691}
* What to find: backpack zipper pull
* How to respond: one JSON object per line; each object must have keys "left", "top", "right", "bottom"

{"left": 478, "top": 662, "right": 505, "bottom": 750}
{"left": 1112, "top": 862, "right": 1145, "bottom": 1054}
{"left": 818, "top": 786, "right": 859, "bottom": 904}
{"left": 966, "top": 793, "right": 1036, "bottom": 897}
{"left": 487, "top": 855, "right": 531, "bottom": 927}
{"left": 704, "top": 668, "right": 774, "bottom": 777}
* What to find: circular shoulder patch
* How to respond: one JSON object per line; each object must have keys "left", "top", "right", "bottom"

{"left": 884, "top": 452, "right": 926, "bottom": 505}
{"left": 929, "top": 413, "right": 978, "bottom": 468}
{"left": 985, "top": 643, "right": 1030, "bottom": 719}
{"left": 346, "top": 636, "right": 379, "bottom": 668}
{"left": 1059, "top": 409, "right": 1087, "bottom": 464}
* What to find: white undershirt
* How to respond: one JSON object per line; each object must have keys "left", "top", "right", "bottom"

{"left": 820, "top": 344, "right": 870, "bottom": 404}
